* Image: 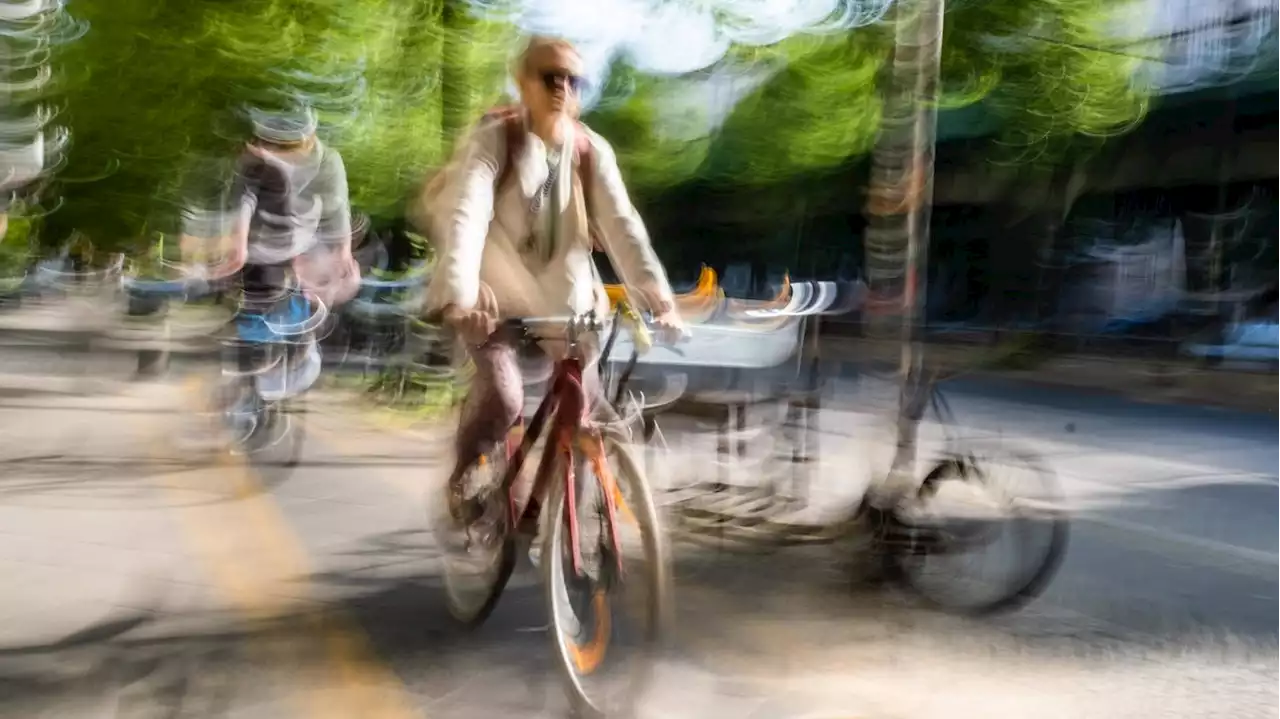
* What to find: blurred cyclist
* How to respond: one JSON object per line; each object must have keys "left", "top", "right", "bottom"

{"left": 217, "top": 104, "right": 359, "bottom": 392}
{"left": 419, "top": 36, "right": 683, "bottom": 526}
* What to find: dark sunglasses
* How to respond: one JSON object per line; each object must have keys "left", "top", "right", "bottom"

{"left": 539, "top": 70, "right": 585, "bottom": 94}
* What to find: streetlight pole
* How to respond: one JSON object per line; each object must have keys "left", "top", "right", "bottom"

{"left": 863, "top": 0, "right": 946, "bottom": 507}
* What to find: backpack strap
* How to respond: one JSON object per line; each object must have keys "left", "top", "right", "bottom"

{"left": 574, "top": 127, "right": 594, "bottom": 209}
{"left": 572, "top": 125, "right": 608, "bottom": 311}
{"left": 573, "top": 124, "right": 601, "bottom": 251}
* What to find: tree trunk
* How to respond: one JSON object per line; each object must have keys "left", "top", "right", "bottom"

{"left": 862, "top": 0, "right": 945, "bottom": 505}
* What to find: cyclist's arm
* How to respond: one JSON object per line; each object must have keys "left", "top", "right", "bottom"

{"left": 582, "top": 131, "right": 674, "bottom": 311}
{"left": 425, "top": 124, "right": 501, "bottom": 316}
{"left": 217, "top": 151, "right": 260, "bottom": 274}
{"left": 315, "top": 147, "right": 353, "bottom": 253}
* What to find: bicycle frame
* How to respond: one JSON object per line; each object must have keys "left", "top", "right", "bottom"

{"left": 492, "top": 330, "right": 626, "bottom": 580}
{"left": 596, "top": 305, "right": 640, "bottom": 408}
{"left": 216, "top": 282, "right": 324, "bottom": 443}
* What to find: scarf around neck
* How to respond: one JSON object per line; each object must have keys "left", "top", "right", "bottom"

{"left": 527, "top": 120, "right": 576, "bottom": 266}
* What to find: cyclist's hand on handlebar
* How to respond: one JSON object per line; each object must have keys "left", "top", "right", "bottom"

{"left": 650, "top": 307, "right": 687, "bottom": 345}
{"left": 443, "top": 303, "right": 497, "bottom": 346}
{"left": 633, "top": 286, "right": 687, "bottom": 344}
{"left": 475, "top": 281, "right": 499, "bottom": 317}
{"left": 296, "top": 247, "right": 360, "bottom": 307}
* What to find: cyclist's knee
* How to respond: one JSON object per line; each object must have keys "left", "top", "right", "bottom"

{"left": 480, "top": 385, "right": 523, "bottom": 438}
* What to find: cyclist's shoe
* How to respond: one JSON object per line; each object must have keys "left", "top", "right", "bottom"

{"left": 435, "top": 483, "right": 482, "bottom": 555}
{"left": 436, "top": 455, "right": 505, "bottom": 554}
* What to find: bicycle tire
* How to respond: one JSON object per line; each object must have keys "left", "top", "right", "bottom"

{"left": 441, "top": 523, "right": 516, "bottom": 629}
{"left": 543, "top": 435, "right": 669, "bottom": 718}
{"left": 883, "top": 449, "right": 1069, "bottom": 616}
{"left": 437, "top": 457, "right": 518, "bottom": 629}
{"left": 237, "top": 395, "right": 306, "bottom": 484}
{"left": 255, "top": 397, "right": 306, "bottom": 469}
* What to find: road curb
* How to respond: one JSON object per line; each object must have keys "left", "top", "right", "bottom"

{"left": 820, "top": 337, "right": 1278, "bottom": 414}
{"left": 0, "top": 374, "right": 125, "bottom": 397}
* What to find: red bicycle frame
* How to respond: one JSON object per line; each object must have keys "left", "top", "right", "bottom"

{"left": 496, "top": 355, "right": 624, "bottom": 578}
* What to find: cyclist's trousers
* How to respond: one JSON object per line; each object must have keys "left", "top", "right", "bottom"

{"left": 453, "top": 339, "right": 603, "bottom": 476}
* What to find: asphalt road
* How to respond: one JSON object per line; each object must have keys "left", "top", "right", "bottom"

{"left": 0, "top": 355, "right": 1274, "bottom": 718}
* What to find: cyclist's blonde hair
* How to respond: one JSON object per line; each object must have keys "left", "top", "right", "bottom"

{"left": 513, "top": 35, "right": 580, "bottom": 78}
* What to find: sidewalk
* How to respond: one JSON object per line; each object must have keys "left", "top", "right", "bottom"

{"left": 5, "top": 297, "right": 1274, "bottom": 413}
{"left": 821, "top": 336, "right": 1277, "bottom": 413}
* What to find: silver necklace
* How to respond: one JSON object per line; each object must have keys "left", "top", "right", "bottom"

{"left": 529, "top": 148, "right": 562, "bottom": 216}
{"left": 524, "top": 149, "right": 563, "bottom": 256}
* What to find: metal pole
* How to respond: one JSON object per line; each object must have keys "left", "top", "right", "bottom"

{"left": 863, "top": 0, "right": 946, "bottom": 506}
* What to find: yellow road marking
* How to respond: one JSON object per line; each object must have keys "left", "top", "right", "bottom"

{"left": 151, "top": 384, "right": 423, "bottom": 719}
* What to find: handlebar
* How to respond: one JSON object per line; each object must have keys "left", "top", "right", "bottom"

{"left": 501, "top": 309, "right": 688, "bottom": 350}
{"left": 504, "top": 307, "right": 686, "bottom": 337}
{"left": 500, "top": 313, "right": 607, "bottom": 336}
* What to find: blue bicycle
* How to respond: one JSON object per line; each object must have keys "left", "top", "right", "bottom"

{"left": 121, "top": 264, "right": 328, "bottom": 470}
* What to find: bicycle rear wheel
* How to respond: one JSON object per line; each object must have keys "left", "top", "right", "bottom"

{"left": 883, "top": 447, "right": 1069, "bottom": 615}
{"left": 435, "top": 450, "right": 517, "bottom": 628}
{"left": 543, "top": 434, "right": 669, "bottom": 718}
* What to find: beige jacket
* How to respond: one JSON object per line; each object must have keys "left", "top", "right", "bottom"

{"left": 423, "top": 115, "right": 673, "bottom": 320}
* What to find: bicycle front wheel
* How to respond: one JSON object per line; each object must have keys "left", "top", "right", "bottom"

{"left": 543, "top": 433, "right": 670, "bottom": 718}
{"left": 884, "top": 446, "right": 1069, "bottom": 615}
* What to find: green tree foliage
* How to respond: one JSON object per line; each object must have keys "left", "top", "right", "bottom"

{"left": 46, "top": 1, "right": 225, "bottom": 249}
{"left": 941, "top": 0, "right": 1150, "bottom": 164}
{"left": 584, "top": 64, "right": 719, "bottom": 192}
{"left": 44, "top": 0, "right": 1153, "bottom": 252}
{"left": 698, "top": 32, "right": 889, "bottom": 186}
{"left": 590, "top": 0, "right": 1151, "bottom": 196}
{"left": 48, "top": 0, "right": 512, "bottom": 251}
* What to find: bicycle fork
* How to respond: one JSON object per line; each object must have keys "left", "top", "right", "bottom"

{"left": 561, "top": 431, "right": 626, "bottom": 581}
